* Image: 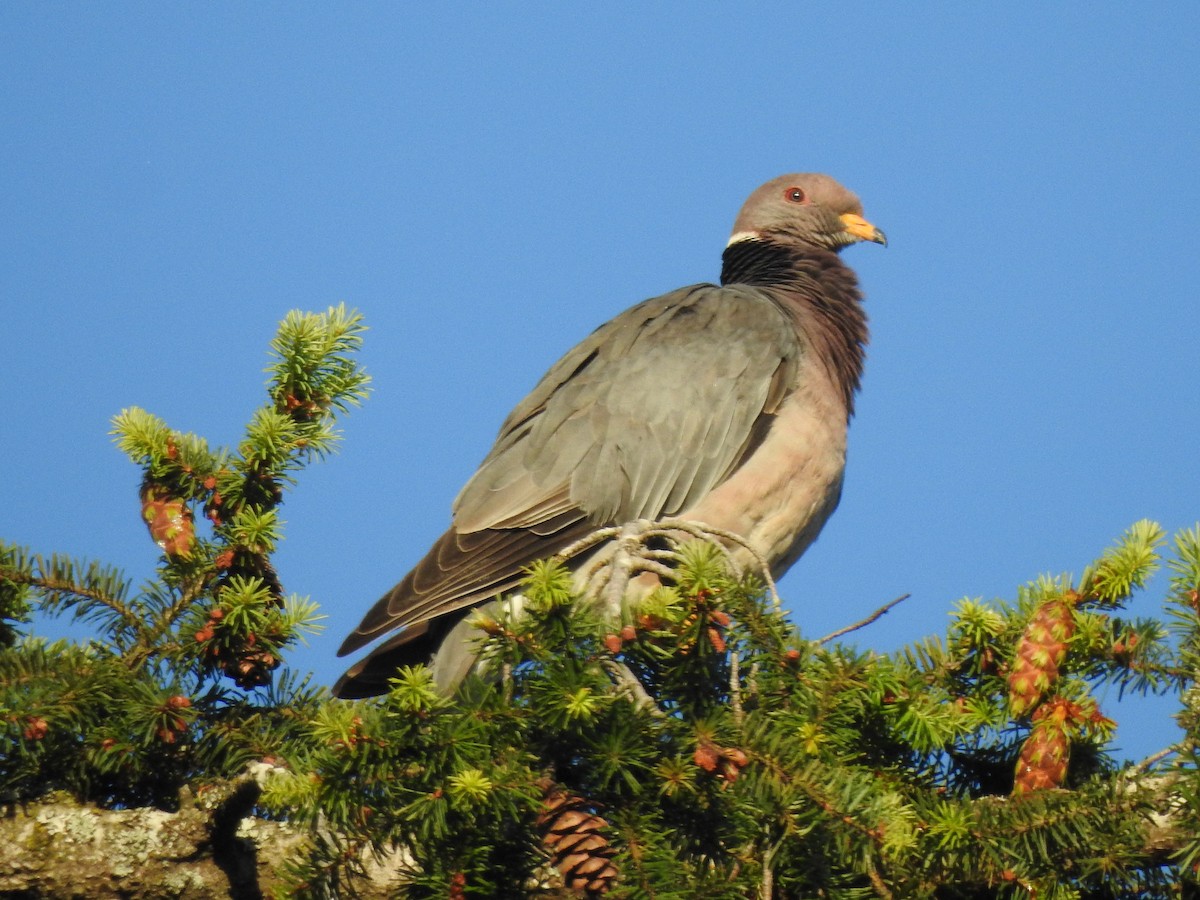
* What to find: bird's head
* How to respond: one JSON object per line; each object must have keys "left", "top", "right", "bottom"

{"left": 727, "top": 173, "right": 886, "bottom": 252}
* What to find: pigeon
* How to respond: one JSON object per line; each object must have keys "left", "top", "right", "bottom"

{"left": 334, "top": 173, "right": 885, "bottom": 698}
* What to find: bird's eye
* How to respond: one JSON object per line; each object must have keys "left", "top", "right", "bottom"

{"left": 784, "top": 187, "right": 807, "bottom": 203}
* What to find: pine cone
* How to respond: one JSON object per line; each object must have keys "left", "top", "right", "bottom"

{"left": 537, "top": 781, "right": 618, "bottom": 895}
{"left": 1013, "top": 722, "right": 1068, "bottom": 794}
{"left": 140, "top": 482, "right": 195, "bottom": 559}
{"left": 1008, "top": 595, "right": 1076, "bottom": 716}
{"left": 1013, "top": 698, "right": 1087, "bottom": 795}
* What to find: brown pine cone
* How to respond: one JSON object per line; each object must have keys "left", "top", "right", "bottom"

{"left": 537, "top": 781, "right": 618, "bottom": 895}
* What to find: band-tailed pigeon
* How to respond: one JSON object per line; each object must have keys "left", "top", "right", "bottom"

{"left": 334, "top": 173, "right": 885, "bottom": 698}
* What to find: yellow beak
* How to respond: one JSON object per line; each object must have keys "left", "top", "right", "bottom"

{"left": 839, "top": 213, "right": 887, "bottom": 246}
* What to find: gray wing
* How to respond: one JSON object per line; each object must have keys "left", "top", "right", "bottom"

{"left": 455, "top": 283, "right": 800, "bottom": 528}
{"left": 337, "top": 283, "right": 801, "bottom": 659}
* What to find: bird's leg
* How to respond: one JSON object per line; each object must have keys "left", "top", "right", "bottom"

{"left": 603, "top": 520, "right": 656, "bottom": 618}
{"left": 600, "top": 658, "right": 668, "bottom": 720}
{"left": 577, "top": 542, "right": 620, "bottom": 598}
{"left": 558, "top": 518, "right": 779, "bottom": 629}
{"left": 556, "top": 525, "right": 636, "bottom": 607}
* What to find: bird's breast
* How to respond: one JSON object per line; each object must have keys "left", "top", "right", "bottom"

{"left": 680, "top": 356, "right": 849, "bottom": 577}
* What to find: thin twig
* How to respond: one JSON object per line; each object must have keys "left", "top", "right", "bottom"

{"left": 817, "top": 594, "right": 911, "bottom": 645}
{"left": 866, "top": 864, "right": 894, "bottom": 900}
{"left": 730, "top": 650, "right": 743, "bottom": 725}
{"left": 759, "top": 836, "right": 782, "bottom": 900}
{"left": 1129, "top": 742, "right": 1183, "bottom": 776}
{"left": 502, "top": 660, "right": 513, "bottom": 702}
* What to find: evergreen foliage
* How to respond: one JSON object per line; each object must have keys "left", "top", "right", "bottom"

{"left": 1, "top": 305, "right": 368, "bottom": 808}
{"left": 266, "top": 527, "right": 1200, "bottom": 898}
{"left": 2, "top": 308, "right": 1199, "bottom": 897}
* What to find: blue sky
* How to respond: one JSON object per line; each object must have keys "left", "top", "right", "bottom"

{"left": 3, "top": 6, "right": 1198, "bottom": 761}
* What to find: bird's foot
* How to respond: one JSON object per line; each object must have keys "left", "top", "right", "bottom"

{"left": 552, "top": 517, "right": 780, "bottom": 618}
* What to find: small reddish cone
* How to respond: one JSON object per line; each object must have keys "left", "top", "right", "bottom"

{"left": 1013, "top": 698, "right": 1087, "bottom": 795}
{"left": 140, "top": 483, "right": 195, "bottom": 559}
{"left": 694, "top": 738, "right": 750, "bottom": 785}
{"left": 1008, "top": 594, "right": 1077, "bottom": 716}
{"left": 536, "top": 780, "right": 618, "bottom": 895}
{"left": 694, "top": 740, "right": 721, "bottom": 773}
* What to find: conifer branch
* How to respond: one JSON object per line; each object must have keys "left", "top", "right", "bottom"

{"left": 2, "top": 550, "right": 142, "bottom": 646}
{"left": 14, "top": 572, "right": 137, "bottom": 627}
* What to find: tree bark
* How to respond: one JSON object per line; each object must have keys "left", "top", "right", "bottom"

{"left": 0, "top": 776, "right": 403, "bottom": 899}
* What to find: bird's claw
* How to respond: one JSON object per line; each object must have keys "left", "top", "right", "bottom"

{"left": 555, "top": 517, "right": 781, "bottom": 620}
